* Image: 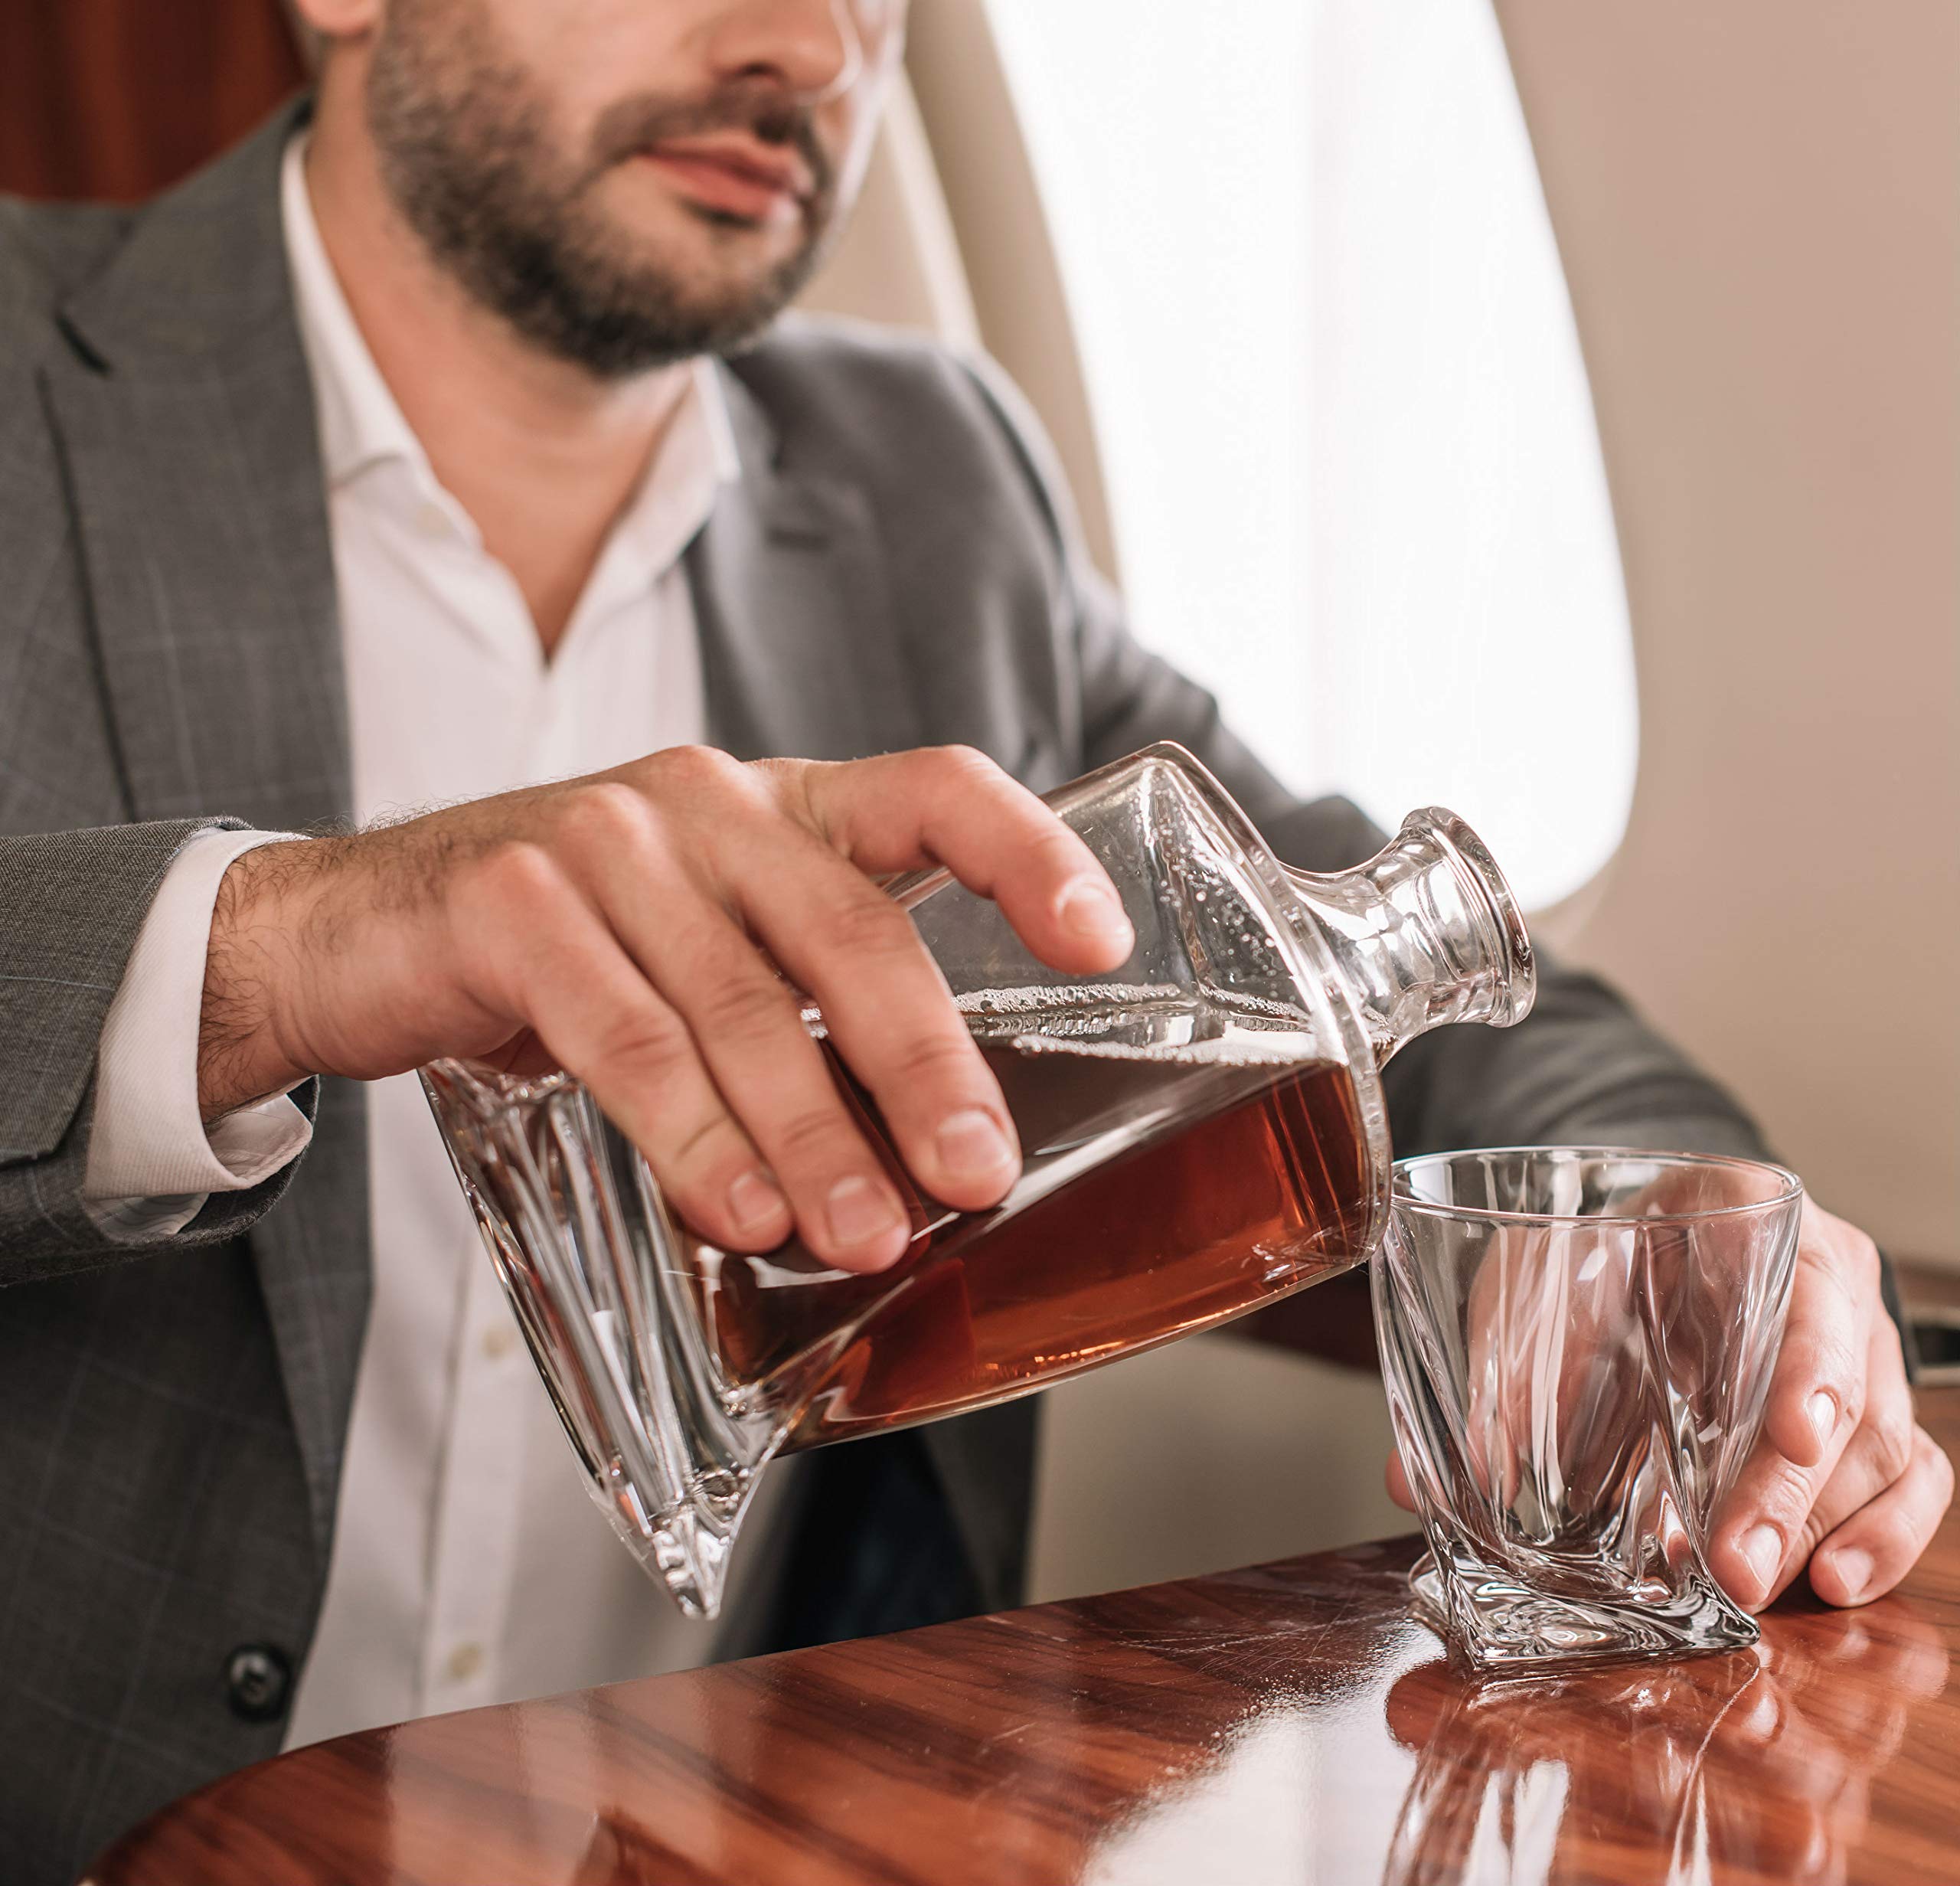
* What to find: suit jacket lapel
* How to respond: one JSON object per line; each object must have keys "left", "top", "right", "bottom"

{"left": 45, "top": 107, "right": 348, "bottom": 833}
{"left": 44, "top": 103, "right": 368, "bottom": 1545}
{"left": 689, "top": 364, "right": 925, "bottom": 763}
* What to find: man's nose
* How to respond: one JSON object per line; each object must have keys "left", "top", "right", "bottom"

{"left": 704, "top": 0, "right": 866, "bottom": 104}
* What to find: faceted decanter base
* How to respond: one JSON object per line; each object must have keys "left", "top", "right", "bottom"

{"left": 420, "top": 1062, "right": 787, "bottom": 1621}
{"left": 1409, "top": 1550, "right": 1759, "bottom": 1676}
{"left": 592, "top": 1455, "right": 753, "bottom": 1623}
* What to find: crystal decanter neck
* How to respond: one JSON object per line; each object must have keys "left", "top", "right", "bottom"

{"left": 1284, "top": 810, "right": 1536, "bottom": 1062}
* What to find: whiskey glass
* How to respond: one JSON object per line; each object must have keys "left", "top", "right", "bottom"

{"left": 1374, "top": 1148, "right": 1803, "bottom": 1674}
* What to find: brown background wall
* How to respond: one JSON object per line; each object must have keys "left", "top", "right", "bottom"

{"left": 0, "top": 0, "right": 302, "bottom": 202}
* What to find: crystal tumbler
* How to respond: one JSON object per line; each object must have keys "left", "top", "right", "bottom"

{"left": 1373, "top": 1148, "right": 1802, "bottom": 1674}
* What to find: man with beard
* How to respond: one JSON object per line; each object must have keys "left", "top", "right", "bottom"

{"left": 0, "top": 1, "right": 1944, "bottom": 1876}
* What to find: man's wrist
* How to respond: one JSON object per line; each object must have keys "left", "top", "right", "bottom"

{"left": 84, "top": 825, "right": 315, "bottom": 1222}
{"left": 197, "top": 842, "right": 318, "bottom": 1120}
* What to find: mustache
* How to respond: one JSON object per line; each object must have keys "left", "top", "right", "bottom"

{"left": 588, "top": 81, "right": 836, "bottom": 204}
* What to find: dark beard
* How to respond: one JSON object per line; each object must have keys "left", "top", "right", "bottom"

{"left": 364, "top": 1, "right": 838, "bottom": 379}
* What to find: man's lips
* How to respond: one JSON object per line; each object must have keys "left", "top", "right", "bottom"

{"left": 635, "top": 136, "right": 814, "bottom": 224}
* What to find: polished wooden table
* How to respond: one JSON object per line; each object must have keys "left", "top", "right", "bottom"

{"left": 87, "top": 1382, "right": 1959, "bottom": 1886}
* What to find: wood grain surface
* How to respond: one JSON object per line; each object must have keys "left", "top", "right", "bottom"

{"left": 87, "top": 1396, "right": 1959, "bottom": 1885}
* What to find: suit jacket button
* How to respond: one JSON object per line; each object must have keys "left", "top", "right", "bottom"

{"left": 224, "top": 1643, "right": 293, "bottom": 1723}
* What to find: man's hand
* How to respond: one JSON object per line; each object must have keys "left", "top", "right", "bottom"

{"left": 1704, "top": 1200, "right": 1952, "bottom": 1610}
{"left": 198, "top": 745, "right": 1135, "bottom": 1273}
{"left": 1384, "top": 1197, "right": 1954, "bottom": 1608}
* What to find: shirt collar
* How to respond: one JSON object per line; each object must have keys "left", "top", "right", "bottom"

{"left": 279, "top": 132, "right": 740, "bottom": 580}
{"left": 281, "top": 132, "right": 426, "bottom": 492}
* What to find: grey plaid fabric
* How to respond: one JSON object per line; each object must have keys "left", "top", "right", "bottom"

{"left": 0, "top": 101, "right": 1773, "bottom": 1884}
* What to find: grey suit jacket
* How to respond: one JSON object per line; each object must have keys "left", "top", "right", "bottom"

{"left": 0, "top": 104, "right": 1773, "bottom": 1881}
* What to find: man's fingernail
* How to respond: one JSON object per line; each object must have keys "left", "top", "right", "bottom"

{"left": 1741, "top": 1524, "right": 1783, "bottom": 1600}
{"left": 1827, "top": 1548, "right": 1873, "bottom": 1603}
{"left": 1807, "top": 1391, "right": 1838, "bottom": 1450}
{"left": 825, "top": 1175, "right": 905, "bottom": 1250}
{"left": 1057, "top": 878, "right": 1133, "bottom": 946}
{"left": 728, "top": 1169, "right": 787, "bottom": 1234}
{"left": 936, "top": 1108, "right": 1015, "bottom": 1182}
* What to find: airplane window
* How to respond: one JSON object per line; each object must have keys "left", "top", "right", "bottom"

{"left": 985, "top": 0, "right": 1638, "bottom": 909}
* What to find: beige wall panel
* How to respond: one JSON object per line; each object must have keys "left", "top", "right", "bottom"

{"left": 1504, "top": 1, "right": 1960, "bottom": 1264}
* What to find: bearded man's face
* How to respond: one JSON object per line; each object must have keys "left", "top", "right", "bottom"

{"left": 362, "top": 0, "right": 903, "bottom": 378}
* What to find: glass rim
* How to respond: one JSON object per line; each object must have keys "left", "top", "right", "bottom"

{"left": 1391, "top": 1145, "right": 1805, "bottom": 1228}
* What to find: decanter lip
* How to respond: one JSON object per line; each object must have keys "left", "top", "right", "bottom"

{"left": 1402, "top": 807, "right": 1537, "bottom": 1029}
{"left": 1391, "top": 1146, "right": 1805, "bottom": 1227}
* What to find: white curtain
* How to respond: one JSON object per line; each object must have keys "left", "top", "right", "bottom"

{"left": 987, "top": 0, "right": 1635, "bottom": 908}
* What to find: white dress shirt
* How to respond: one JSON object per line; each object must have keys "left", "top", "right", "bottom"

{"left": 80, "top": 134, "right": 800, "bottom": 1750}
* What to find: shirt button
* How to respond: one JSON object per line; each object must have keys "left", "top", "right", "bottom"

{"left": 413, "top": 499, "right": 450, "bottom": 539}
{"left": 224, "top": 1642, "right": 294, "bottom": 1723}
{"left": 482, "top": 1325, "right": 518, "bottom": 1362}
{"left": 446, "top": 1642, "right": 485, "bottom": 1684}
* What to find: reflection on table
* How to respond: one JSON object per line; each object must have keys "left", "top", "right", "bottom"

{"left": 1383, "top": 1610, "right": 1949, "bottom": 1886}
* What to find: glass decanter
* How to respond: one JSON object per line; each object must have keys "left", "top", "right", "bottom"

{"left": 422, "top": 744, "right": 1535, "bottom": 1617}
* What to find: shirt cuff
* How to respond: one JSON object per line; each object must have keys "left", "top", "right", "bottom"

{"left": 83, "top": 828, "right": 315, "bottom": 1238}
